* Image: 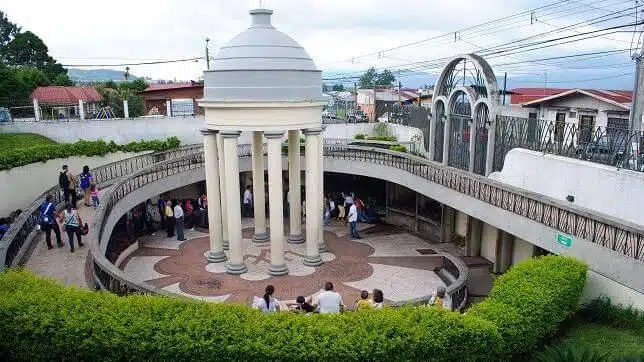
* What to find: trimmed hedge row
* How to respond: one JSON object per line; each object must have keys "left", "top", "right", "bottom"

{"left": 0, "top": 255, "right": 586, "bottom": 361}
{"left": 469, "top": 255, "right": 588, "bottom": 359}
{"left": 0, "top": 137, "right": 181, "bottom": 170}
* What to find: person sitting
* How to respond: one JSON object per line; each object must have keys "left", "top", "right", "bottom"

{"left": 293, "top": 296, "right": 315, "bottom": 314}
{"left": 314, "top": 282, "right": 345, "bottom": 314}
{"left": 429, "top": 286, "right": 450, "bottom": 310}
{"left": 254, "top": 285, "right": 281, "bottom": 313}
{"left": 372, "top": 289, "right": 384, "bottom": 309}
{"left": 355, "top": 290, "right": 374, "bottom": 311}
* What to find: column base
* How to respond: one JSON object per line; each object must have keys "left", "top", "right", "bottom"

{"left": 226, "top": 262, "right": 247, "bottom": 275}
{"left": 252, "top": 231, "right": 269, "bottom": 243}
{"left": 268, "top": 263, "right": 289, "bottom": 276}
{"left": 222, "top": 239, "right": 229, "bottom": 250}
{"left": 287, "top": 232, "right": 304, "bottom": 244}
{"left": 207, "top": 250, "right": 227, "bottom": 263}
{"left": 318, "top": 242, "right": 328, "bottom": 253}
{"left": 303, "top": 254, "right": 322, "bottom": 267}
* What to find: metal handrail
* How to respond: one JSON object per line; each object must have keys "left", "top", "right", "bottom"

{"left": 0, "top": 144, "right": 204, "bottom": 270}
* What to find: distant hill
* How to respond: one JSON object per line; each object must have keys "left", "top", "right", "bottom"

{"left": 68, "top": 68, "right": 142, "bottom": 83}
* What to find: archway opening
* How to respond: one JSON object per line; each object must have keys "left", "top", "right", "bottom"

{"left": 448, "top": 91, "right": 472, "bottom": 171}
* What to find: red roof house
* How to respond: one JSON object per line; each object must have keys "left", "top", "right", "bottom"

{"left": 30, "top": 86, "right": 103, "bottom": 106}
{"left": 510, "top": 87, "right": 632, "bottom": 107}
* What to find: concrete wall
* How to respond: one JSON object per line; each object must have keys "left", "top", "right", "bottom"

{"left": 584, "top": 270, "right": 644, "bottom": 310}
{"left": 480, "top": 223, "right": 498, "bottom": 263}
{"left": 1, "top": 117, "right": 423, "bottom": 148}
{"left": 0, "top": 151, "right": 148, "bottom": 217}
{"left": 490, "top": 149, "right": 644, "bottom": 227}
{"left": 512, "top": 237, "right": 535, "bottom": 266}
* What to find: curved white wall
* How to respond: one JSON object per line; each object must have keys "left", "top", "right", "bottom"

{"left": 490, "top": 149, "right": 644, "bottom": 227}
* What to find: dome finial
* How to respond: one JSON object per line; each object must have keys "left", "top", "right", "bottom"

{"left": 249, "top": 7, "right": 273, "bottom": 28}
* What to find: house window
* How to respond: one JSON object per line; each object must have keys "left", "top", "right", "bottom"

{"left": 527, "top": 112, "right": 538, "bottom": 143}
{"left": 579, "top": 115, "right": 594, "bottom": 144}
{"left": 555, "top": 112, "right": 566, "bottom": 143}
{"left": 606, "top": 117, "right": 629, "bottom": 146}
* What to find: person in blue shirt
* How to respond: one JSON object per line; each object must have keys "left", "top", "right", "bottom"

{"left": 39, "top": 194, "right": 63, "bottom": 249}
{"left": 79, "top": 165, "right": 93, "bottom": 207}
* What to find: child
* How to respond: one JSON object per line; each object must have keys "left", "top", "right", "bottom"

{"left": 90, "top": 185, "right": 100, "bottom": 208}
{"left": 355, "top": 290, "right": 374, "bottom": 310}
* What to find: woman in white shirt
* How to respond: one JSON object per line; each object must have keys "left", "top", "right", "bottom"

{"left": 256, "top": 285, "right": 281, "bottom": 313}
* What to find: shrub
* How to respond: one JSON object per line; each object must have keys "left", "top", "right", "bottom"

{"left": 367, "top": 135, "right": 398, "bottom": 142}
{"left": 0, "top": 270, "right": 502, "bottom": 362}
{"left": 0, "top": 137, "right": 181, "bottom": 170}
{"left": 581, "top": 298, "right": 644, "bottom": 333}
{"left": 389, "top": 144, "right": 407, "bottom": 153}
{"left": 534, "top": 345, "right": 608, "bottom": 362}
{"left": 354, "top": 133, "right": 366, "bottom": 140}
{"left": 469, "top": 255, "right": 587, "bottom": 360}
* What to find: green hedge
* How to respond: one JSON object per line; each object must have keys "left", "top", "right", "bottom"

{"left": 0, "top": 255, "right": 586, "bottom": 361}
{"left": 367, "top": 135, "right": 397, "bottom": 142}
{"left": 0, "top": 270, "right": 502, "bottom": 362}
{"left": 389, "top": 144, "right": 407, "bottom": 153}
{"left": 469, "top": 255, "right": 588, "bottom": 360}
{"left": 0, "top": 137, "right": 181, "bottom": 170}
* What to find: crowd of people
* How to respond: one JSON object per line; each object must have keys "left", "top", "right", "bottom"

{"left": 252, "top": 282, "right": 450, "bottom": 314}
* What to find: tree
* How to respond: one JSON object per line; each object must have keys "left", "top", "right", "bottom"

{"left": 119, "top": 78, "right": 148, "bottom": 93}
{"left": 0, "top": 11, "right": 20, "bottom": 48}
{"left": 376, "top": 69, "right": 396, "bottom": 87}
{"left": 359, "top": 67, "right": 378, "bottom": 88}
{"left": 15, "top": 67, "right": 50, "bottom": 91}
{"left": 332, "top": 84, "right": 344, "bottom": 91}
{"left": 0, "top": 64, "right": 24, "bottom": 106}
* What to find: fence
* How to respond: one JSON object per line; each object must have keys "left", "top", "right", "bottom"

{"left": 494, "top": 115, "right": 644, "bottom": 173}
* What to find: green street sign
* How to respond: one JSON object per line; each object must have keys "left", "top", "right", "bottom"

{"left": 556, "top": 233, "right": 572, "bottom": 248}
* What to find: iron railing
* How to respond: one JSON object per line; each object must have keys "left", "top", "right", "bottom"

{"left": 0, "top": 144, "right": 204, "bottom": 270}
{"left": 494, "top": 115, "right": 644, "bottom": 172}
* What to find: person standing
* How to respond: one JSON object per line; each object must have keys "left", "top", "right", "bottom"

{"left": 59, "top": 165, "right": 71, "bottom": 203}
{"left": 243, "top": 185, "right": 253, "bottom": 218}
{"left": 347, "top": 201, "right": 361, "bottom": 239}
{"left": 66, "top": 167, "right": 78, "bottom": 207}
{"left": 315, "top": 282, "right": 345, "bottom": 314}
{"left": 174, "top": 200, "right": 186, "bottom": 241}
{"left": 145, "top": 199, "right": 156, "bottom": 236}
{"left": 62, "top": 202, "right": 83, "bottom": 252}
{"left": 197, "top": 192, "right": 208, "bottom": 228}
{"left": 79, "top": 165, "right": 93, "bottom": 207}
{"left": 90, "top": 185, "right": 100, "bottom": 208}
{"left": 39, "top": 194, "right": 63, "bottom": 249}
{"left": 157, "top": 197, "right": 166, "bottom": 230}
{"left": 165, "top": 200, "right": 174, "bottom": 238}
{"left": 184, "top": 199, "right": 195, "bottom": 230}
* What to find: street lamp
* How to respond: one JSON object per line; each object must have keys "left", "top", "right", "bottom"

{"left": 205, "top": 37, "right": 211, "bottom": 70}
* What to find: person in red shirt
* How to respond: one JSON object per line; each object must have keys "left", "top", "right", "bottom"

{"left": 185, "top": 199, "right": 195, "bottom": 230}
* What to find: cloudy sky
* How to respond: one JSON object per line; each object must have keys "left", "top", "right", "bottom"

{"left": 2, "top": 0, "right": 640, "bottom": 88}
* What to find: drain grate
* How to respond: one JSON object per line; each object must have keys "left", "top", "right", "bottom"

{"left": 416, "top": 249, "right": 437, "bottom": 255}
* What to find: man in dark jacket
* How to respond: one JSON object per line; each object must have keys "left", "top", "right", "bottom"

{"left": 40, "top": 194, "right": 63, "bottom": 249}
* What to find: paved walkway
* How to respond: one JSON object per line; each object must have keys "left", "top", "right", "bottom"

{"left": 24, "top": 193, "right": 107, "bottom": 288}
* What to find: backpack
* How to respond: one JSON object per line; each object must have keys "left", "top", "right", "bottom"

{"left": 80, "top": 173, "right": 91, "bottom": 189}
{"left": 59, "top": 172, "right": 70, "bottom": 189}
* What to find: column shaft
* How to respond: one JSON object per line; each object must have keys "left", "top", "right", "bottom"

{"left": 318, "top": 136, "right": 327, "bottom": 252}
{"left": 222, "top": 132, "right": 247, "bottom": 275}
{"left": 202, "top": 130, "right": 226, "bottom": 263}
{"left": 266, "top": 132, "right": 288, "bottom": 276}
{"left": 251, "top": 131, "right": 268, "bottom": 242}
{"left": 303, "top": 129, "right": 322, "bottom": 266}
{"left": 216, "top": 133, "right": 229, "bottom": 249}
{"left": 442, "top": 114, "right": 451, "bottom": 166}
{"left": 288, "top": 130, "right": 303, "bottom": 243}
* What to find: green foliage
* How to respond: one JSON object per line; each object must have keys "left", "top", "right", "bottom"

{"left": 96, "top": 80, "right": 147, "bottom": 118}
{"left": 581, "top": 298, "right": 644, "bottom": 333}
{"left": 368, "top": 135, "right": 398, "bottom": 142}
{"left": 354, "top": 133, "right": 366, "bottom": 140}
{"left": 332, "top": 83, "right": 344, "bottom": 91}
{"left": 359, "top": 67, "right": 397, "bottom": 88}
{"left": 389, "top": 144, "right": 407, "bottom": 153}
{"left": 534, "top": 345, "right": 609, "bottom": 362}
{"left": 469, "top": 255, "right": 588, "bottom": 360}
{"left": 0, "top": 136, "right": 180, "bottom": 170}
{"left": 0, "top": 133, "right": 56, "bottom": 154}
{"left": 544, "top": 323, "right": 644, "bottom": 361}
{"left": 0, "top": 10, "right": 21, "bottom": 47}
{"left": 0, "top": 269, "right": 503, "bottom": 362}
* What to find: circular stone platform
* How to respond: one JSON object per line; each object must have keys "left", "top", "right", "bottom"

{"left": 121, "top": 221, "right": 453, "bottom": 306}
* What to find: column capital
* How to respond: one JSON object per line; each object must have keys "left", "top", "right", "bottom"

{"left": 303, "top": 127, "right": 323, "bottom": 135}
{"left": 220, "top": 130, "right": 241, "bottom": 138}
{"left": 264, "top": 131, "right": 284, "bottom": 139}
{"left": 200, "top": 128, "right": 218, "bottom": 136}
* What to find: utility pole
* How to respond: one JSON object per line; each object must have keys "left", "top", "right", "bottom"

{"left": 629, "top": 50, "right": 644, "bottom": 133}
{"left": 205, "top": 37, "right": 211, "bottom": 70}
{"left": 398, "top": 81, "right": 401, "bottom": 106}
{"left": 124, "top": 66, "right": 130, "bottom": 81}
{"left": 502, "top": 72, "right": 507, "bottom": 106}
{"left": 373, "top": 82, "right": 377, "bottom": 122}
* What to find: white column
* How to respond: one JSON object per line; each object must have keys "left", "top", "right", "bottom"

{"left": 442, "top": 113, "right": 451, "bottom": 166}
{"left": 123, "top": 99, "right": 130, "bottom": 119}
{"left": 303, "top": 128, "right": 322, "bottom": 266}
{"left": 287, "top": 130, "right": 304, "bottom": 244}
{"left": 201, "top": 129, "right": 226, "bottom": 263}
{"left": 78, "top": 99, "right": 85, "bottom": 121}
{"left": 166, "top": 100, "right": 172, "bottom": 117}
{"left": 32, "top": 99, "right": 40, "bottom": 122}
{"left": 265, "top": 132, "right": 288, "bottom": 276}
{"left": 217, "top": 133, "right": 229, "bottom": 249}
{"left": 428, "top": 110, "right": 436, "bottom": 161}
{"left": 251, "top": 131, "right": 268, "bottom": 242}
{"left": 318, "top": 132, "right": 327, "bottom": 253}
{"left": 221, "top": 131, "right": 247, "bottom": 275}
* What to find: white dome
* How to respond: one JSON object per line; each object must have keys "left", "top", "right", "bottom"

{"left": 203, "top": 9, "right": 324, "bottom": 103}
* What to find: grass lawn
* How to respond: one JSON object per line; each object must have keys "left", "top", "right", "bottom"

{"left": 553, "top": 322, "right": 644, "bottom": 358}
{"left": 0, "top": 133, "right": 56, "bottom": 154}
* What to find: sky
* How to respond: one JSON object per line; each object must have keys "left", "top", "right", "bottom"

{"left": 1, "top": 0, "right": 641, "bottom": 89}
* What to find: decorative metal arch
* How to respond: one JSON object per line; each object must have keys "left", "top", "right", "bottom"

{"left": 429, "top": 54, "right": 500, "bottom": 175}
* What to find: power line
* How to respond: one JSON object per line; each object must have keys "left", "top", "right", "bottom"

{"left": 61, "top": 57, "right": 203, "bottom": 67}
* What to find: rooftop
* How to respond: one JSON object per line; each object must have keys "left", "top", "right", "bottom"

{"left": 30, "top": 86, "right": 103, "bottom": 106}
